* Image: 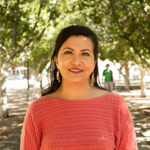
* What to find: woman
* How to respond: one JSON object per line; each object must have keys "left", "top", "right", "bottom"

{"left": 20, "top": 25, "right": 137, "bottom": 150}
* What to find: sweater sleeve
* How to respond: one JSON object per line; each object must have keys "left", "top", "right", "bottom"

{"left": 20, "top": 103, "right": 41, "bottom": 150}
{"left": 116, "top": 96, "right": 138, "bottom": 150}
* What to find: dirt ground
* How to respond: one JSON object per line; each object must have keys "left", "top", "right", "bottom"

{"left": 0, "top": 93, "right": 33, "bottom": 141}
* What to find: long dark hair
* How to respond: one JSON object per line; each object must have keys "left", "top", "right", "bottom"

{"left": 41, "top": 25, "right": 107, "bottom": 96}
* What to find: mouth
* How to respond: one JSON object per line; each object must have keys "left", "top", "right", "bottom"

{"left": 69, "top": 68, "right": 83, "bottom": 74}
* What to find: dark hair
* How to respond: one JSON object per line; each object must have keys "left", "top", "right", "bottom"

{"left": 41, "top": 25, "right": 107, "bottom": 96}
{"left": 106, "top": 64, "right": 110, "bottom": 67}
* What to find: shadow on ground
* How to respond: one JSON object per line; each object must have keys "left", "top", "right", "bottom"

{"left": 0, "top": 91, "right": 34, "bottom": 142}
{"left": 0, "top": 126, "right": 22, "bottom": 150}
{"left": 127, "top": 102, "right": 150, "bottom": 150}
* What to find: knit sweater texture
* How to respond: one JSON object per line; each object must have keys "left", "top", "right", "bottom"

{"left": 20, "top": 93, "right": 137, "bottom": 150}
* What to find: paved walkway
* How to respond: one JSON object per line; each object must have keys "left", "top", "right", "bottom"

{"left": 0, "top": 89, "right": 150, "bottom": 150}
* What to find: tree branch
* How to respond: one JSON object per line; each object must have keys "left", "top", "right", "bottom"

{"left": 12, "top": 0, "right": 20, "bottom": 53}
{"left": 141, "top": 2, "right": 150, "bottom": 22}
{"left": 10, "top": 1, "right": 44, "bottom": 59}
{"left": 111, "top": 4, "right": 150, "bottom": 68}
{"left": 129, "top": 18, "right": 150, "bottom": 54}
{"left": 113, "top": 62, "right": 125, "bottom": 77}
{"left": 29, "top": 10, "right": 54, "bottom": 51}
{"left": 35, "top": 58, "right": 45, "bottom": 79}
{"left": 138, "top": 31, "right": 150, "bottom": 54}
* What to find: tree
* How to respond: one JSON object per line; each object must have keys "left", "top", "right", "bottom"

{"left": 108, "top": 0, "right": 150, "bottom": 67}
{"left": 0, "top": 0, "right": 57, "bottom": 117}
{"left": 80, "top": 0, "right": 150, "bottom": 91}
{"left": 29, "top": 36, "right": 54, "bottom": 99}
{"left": 99, "top": 39, "right": 135, "bottom": 90}
{"left": 81, "top": 0, "right": 150, "bottom": 66}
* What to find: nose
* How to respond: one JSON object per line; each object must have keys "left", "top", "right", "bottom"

{"left": 71, "top": 55, "right": 81, "bottom": 65}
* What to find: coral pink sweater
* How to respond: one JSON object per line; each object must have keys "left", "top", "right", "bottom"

{"left": 20, "top": 93, "right": 137, "bottom": 150}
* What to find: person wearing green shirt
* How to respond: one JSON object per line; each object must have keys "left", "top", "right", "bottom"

{"left": 102, "top": 64, "right": 114, "bottom": 91}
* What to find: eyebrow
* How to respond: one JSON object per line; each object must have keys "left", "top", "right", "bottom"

{"left": 62, "top": 47, "right": 92, "bottom": 52}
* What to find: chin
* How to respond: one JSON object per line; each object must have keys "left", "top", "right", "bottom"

{"left": 69, "top": 78, "right": 88, "bottom": 84}
{"left": 65, "top": 78, "right": 82, "bottom": 83}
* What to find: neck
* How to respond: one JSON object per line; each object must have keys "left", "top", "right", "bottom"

{"left": 56, "top": 79, "right": 94, "bottom": 100}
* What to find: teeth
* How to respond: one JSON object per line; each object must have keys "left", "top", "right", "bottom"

{"left": 70, "top": 69, "right": 82, "bottom": 72}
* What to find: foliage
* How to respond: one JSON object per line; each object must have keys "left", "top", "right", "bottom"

{"left": 1, "top": 0, "right": 150, "bottom": 72}
{"left": 96, "top": 0, "right": 150, "bottom": 67}
{"left": 0, "top": 0, "right": 59, "bottom": 70}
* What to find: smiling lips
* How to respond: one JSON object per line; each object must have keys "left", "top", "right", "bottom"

{"left": 69, "top": 68, "right": 83, "bottom": 74}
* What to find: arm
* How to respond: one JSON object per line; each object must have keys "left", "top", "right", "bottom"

{"left": 102, "top": 76, "right": 104, "bottom": 84}
{"left": 111, "top": 74, "right": 114, "bottom": 84}
{"left": 116, "top": 97, "right": 138, "bottom": 150}
{"left": 20, "top": 104, "right": 40, "bottom": 150}
{"left": 111, "top": 70, "right": 114, "bottom": 84}
{"left": 102, "top": 70, "right": 105, "bottom": 84}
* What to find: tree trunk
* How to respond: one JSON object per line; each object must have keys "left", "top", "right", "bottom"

{"left": 140, "top": 69, "right": 146, "bottom": 97}
{"left": 114, "top": 61, "right": 130, "bottom": 91}
{"left": 123, "top": 75, "right": 130, "bottom": 91}
{"left": 33, "top": 75, "right": 40, "bottom": 99}
{"left": 124, "top": 61, "right": 130, "bottom": 91}
{"left": 0, "top": 71, "right": 9, "bottom": 118}
{"left": 32, "top": 59, "right": 44, "bottom": 99}
{"left": 0, "top": 52, "right": 12, "bottom": 118}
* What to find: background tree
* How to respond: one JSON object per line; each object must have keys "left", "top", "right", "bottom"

{"left": 108, "top": 0, "right": 150, "bottom": 67}
{"left": 0, "top": 0, "right": 58, "bottom": 117}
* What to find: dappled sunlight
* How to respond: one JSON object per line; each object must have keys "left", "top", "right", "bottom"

{"left": 132, "top": 111, "right": 141, "bottom": 115}
{"left": 126, "top": 100, "right": 150, "bottom": 149}
{"left": 7, "top": 96, "right": 32, "bottom": 117}
{"left": 117, "top": 89, "right": 150, "bottom": 96}
{"left": 141, "top": 123, "right": 150, "bottom": 129}
{"left": 143, "top": 130, "right": 150, "bottom": 137}
{"left": 0, "top": 89, "right": 34, "bottom": 142}
{"left": 131, "top": 100, "right": 150, "bottom": 104}
{"left": 0, "top": 126, "right": 22, "bottom": 150}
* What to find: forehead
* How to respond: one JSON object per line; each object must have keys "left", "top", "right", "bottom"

{"left": 60, "top": 35, "right": 94, "bottom": 50}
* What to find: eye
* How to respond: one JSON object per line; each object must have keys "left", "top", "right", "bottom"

{"left": 82, "top": 53, "right": 90, "bottom": 56}
{"left": 64, "top": 51, "right": 73, "bottom": 54}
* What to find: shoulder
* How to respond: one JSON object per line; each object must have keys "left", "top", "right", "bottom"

{"left": 106, "top": 92, "right": 124, "bottom": 102}
{"left": 94, "top": 88, "right": 125, "bottom": 104}
{"left": 93, "top": 88, "right": 122, "bottom": 100}
{"left": 92, "top": 90, "right": 127, "bottom": 116}
{"left": 102, "top": 93, "right": 128, "bottom": 114}
{"left": 28, "top": 96, "right": 54, "bottom": 112}
{"left": 103, "top": 69, "right": 106, "bottom": 73}
{"left": 107, "top": 93, "right": 129, "bottom": 112}
{"left": 103, "top": 92, "right": 125, "bottom": 103}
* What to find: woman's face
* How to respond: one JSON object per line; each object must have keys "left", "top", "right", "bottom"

{"left": 54, "top": 35, "right": 96, "bottom": 84}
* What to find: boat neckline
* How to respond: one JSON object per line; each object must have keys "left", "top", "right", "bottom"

{"left": 43, "top": 92, "right": 115, "bottom": 102}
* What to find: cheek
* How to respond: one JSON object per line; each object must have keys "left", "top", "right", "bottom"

{"left": 58, "top": 56, "right": 70, "bottom": 70}
{"left": 84, "top": 59, "right": 95, "bottom": 69}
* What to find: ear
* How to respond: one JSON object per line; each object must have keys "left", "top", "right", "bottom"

{"left": 54, "top": 56, "right": 59, "bottom": 69}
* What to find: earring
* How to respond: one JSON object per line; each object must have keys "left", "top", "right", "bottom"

{"left": 57, "top": 70, "right": 60, "bottom": 83}
{"left": 91, "top": 73, "right": 95, "bottom": 86}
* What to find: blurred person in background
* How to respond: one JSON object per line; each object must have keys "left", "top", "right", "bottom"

{"left": 102, "top": 64, "right": 114, "bottom": 91}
